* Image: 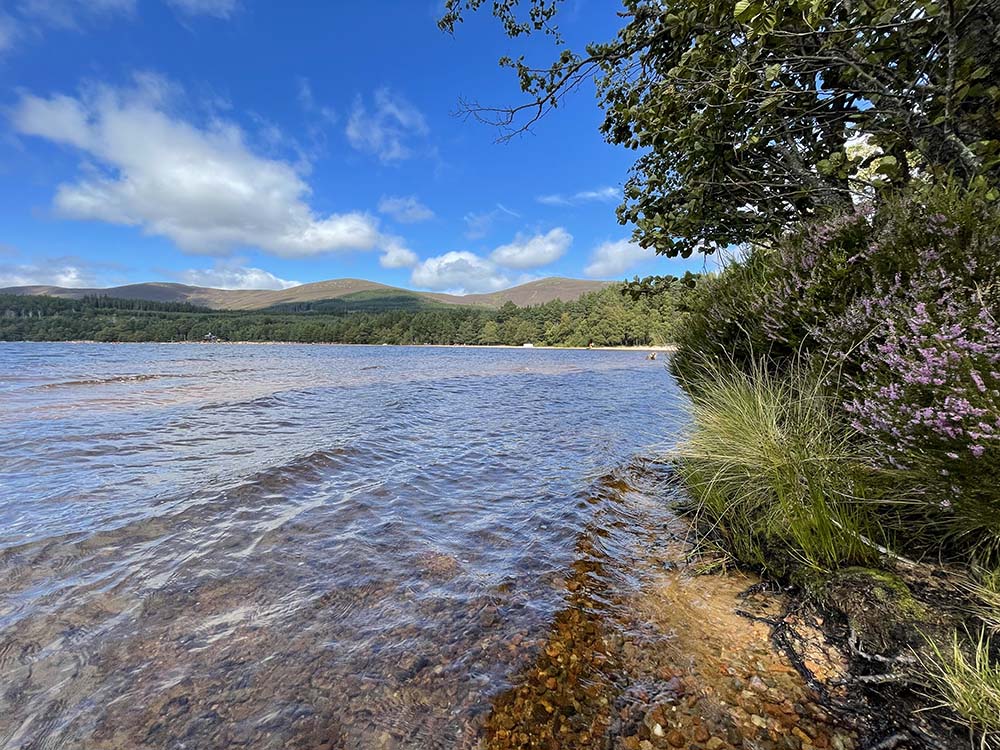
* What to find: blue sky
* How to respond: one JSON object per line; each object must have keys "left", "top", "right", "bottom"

{"left": 0, "top": 0, "right": 711, "bottom": 294}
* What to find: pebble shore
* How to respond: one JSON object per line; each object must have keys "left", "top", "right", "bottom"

{"left": 482, "top": 469, "right": 857, "bottom": 750}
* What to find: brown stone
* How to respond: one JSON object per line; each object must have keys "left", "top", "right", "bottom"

{"left": 763, "top": 702, "right": 787, "bottom": 719}
{"left": 667, "top": 730, "right": 686, "bottom": 748}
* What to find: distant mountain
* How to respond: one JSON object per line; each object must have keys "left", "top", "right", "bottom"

{"left": 0, "top": 277, "right": 614, "bottom": 311}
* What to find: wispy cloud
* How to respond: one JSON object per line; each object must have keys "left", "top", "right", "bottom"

{"left": 18, "top": 0, "right": 136, "bottom": 30}
{"left": 345, "top": 88, "right": 429, "bottom": 163}
{"left": 0, "top": 13, "right": 20, "bottom": 53}
{"left": 0, "top": 0, "right": 235, "bottom": 55}
{"left": 297, "top": 77, "right": 336, "bottom": 125}
{"left": 291, "top": 77, "right": 338, "bottom": 165}
{"left": 463, "top": 203, "right": 520, "bottom": 239}
{"left": 378, "top": 195, "right": 434, "bottom": 224}
{"left": 0, "top": 255, "right": 108, "bottom": 288}
{"left": 165, "top": 0, "right": 238, "bottom": 18}
{"left": 537, "top": 186, "right": 619, "bottom": 207}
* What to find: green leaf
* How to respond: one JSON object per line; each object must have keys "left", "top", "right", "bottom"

{"left": 734, "top": 0, "right": 758, "bottom": 22}
{"left": 874, "top": 155, "right": 899, "bottom": 175}
{"left": 758, "top": 94, "right": 781, "bottom": 112}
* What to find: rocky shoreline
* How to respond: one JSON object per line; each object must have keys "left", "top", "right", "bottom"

{"left": 478, "top": 463, "right": 967, "bottom": 750}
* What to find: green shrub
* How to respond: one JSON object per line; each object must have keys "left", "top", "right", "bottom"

{"left": 669, "top": 249, "right": 780, "bottom": 387}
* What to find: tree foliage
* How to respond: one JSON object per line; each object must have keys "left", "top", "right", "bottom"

{"left": 0, "top": 284, "right": 697, "bottom": 347}
{"left": 442, "top": 0, "right": 1000, "bottom": 256}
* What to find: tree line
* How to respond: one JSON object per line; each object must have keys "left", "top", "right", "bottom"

{"left": 0, "top": 283, "right": 693, "bottom": 346}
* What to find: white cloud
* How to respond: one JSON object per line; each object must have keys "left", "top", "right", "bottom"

{"left": 379, "top": 237, "right": 419, "bottom": 269}
{"left": 0, "top": 260, "right": 100, "bottom": 288}
{"left": 410, "top": 251, "right": 510, "bottom": 294}
{"left": 490, "top": 228, "right": 571, "bottom": 270}
{"left": 177, "top": 262, "right": 299, "bottom": 290}
{"left": 11, "top": 75, "right": 383, "bottom": 258}
{"left": 346, "top": 88, "right": 428, "bottom": 163}
{"left": 166, "top": 0, "right": 238, "bottom": 18}
{"left": 584, "top": 239, "right": 654, "bottom": 278}
{"left": 537, "top": 186, "right": 619, "bottom": 207}
{"left": 297, "top": 78, "right": 316, "bottom": 110}
{"left": 378, "top": 195, "right": 434, "bottom": 223}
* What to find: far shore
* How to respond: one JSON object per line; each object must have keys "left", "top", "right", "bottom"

{"left": 2, "top": 340, "right": 678, "bottom": 352}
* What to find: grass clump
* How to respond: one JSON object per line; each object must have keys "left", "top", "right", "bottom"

{"left": 922, "top": 628, "right": 1000, "bottom": 749}
{"left": 967, "top": 568, "right": 1000, "bottom": 635}
{"left": 677, "top": 359, "right": 892, "bottom": 577}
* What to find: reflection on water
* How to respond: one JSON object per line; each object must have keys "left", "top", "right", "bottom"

{"left": 0, "top": 343, "right": 687, "bottom": 749}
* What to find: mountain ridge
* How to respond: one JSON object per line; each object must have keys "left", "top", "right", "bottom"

{"left": 0, "top": 276, "right": 614, "bottom": 310}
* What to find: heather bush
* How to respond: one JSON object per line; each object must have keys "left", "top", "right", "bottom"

{"left": 757, "top": 208, "right": 872, "bottom": 352}
{"left": 675, "top": 184, "right": 1000, "bottom": 745}
{"left": 830, "top": 187, "right": 1000, "bottom": 559}
{"left": 674, "top": 182, "right": 1000, "bottom": 562}
{"left": 670, "top": 204, "right": 874, "bottom": 384}
{"left": 840, "top": 276, "right": 1000, "bottom": 555}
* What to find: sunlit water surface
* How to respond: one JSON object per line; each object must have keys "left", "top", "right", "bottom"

{"left": 0, "top": 343, "right": 689, "bottom": 749}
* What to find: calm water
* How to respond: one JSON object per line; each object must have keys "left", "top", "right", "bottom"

{"left": 0, "top": 343, "right": 689, "bottom": 749}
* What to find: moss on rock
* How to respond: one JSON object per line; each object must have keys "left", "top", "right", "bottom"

{"left": 821, "top": 568, "right": 938, "bottom": 657}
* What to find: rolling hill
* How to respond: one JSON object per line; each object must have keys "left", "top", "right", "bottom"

{"left": 0, "top": 277, "right": 614, "bottom": 311}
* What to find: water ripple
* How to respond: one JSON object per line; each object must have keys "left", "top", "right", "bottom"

{"left": 0, "top": 343, "right": 689, "bottom": 749}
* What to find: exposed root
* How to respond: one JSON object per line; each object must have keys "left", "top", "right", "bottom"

{"left": 848, "top": 628, "right": 918, "bottom": 666}
{"left": 864, "top": 733, "right": 909, "bottom": 750}
{"left": 735, "top": 606, "right": 831, "bottom": 701}
{"left": 831, "top": 673, "right": 913, "bottom": 686}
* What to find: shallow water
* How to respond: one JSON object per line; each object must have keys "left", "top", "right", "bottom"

{"left": 0, "top": 343, "right": 689, "bottom": 749}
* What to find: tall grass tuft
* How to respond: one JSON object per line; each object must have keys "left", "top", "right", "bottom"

{"left": 922, "top": 628, "right": 1000, "bottom": 749}
{"left": 676, "top": 359, "right": 894, "bottom": 576}
{"left": 967, "top": 568, "right": 1000, "bottom": 636}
